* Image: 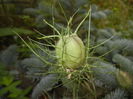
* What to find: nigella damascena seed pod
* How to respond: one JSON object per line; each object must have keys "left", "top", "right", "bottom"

{"left": 116, "top": 70, "right": 133, "bottom": 89}
{"left": 56, "top": 34, "right": 85, "bottom": 69}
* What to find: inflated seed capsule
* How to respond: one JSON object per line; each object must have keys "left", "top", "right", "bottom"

{"left": 56, "top": 34, "right": 85, "bottom": 69}
{"left": 116, "top": 70, "right": 133, "bottom": 89}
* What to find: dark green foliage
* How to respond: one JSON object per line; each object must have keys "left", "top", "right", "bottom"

{"left": 111, "top": 39, "right": 133, "bottom": 56}
{"left": 19, "top": 46, "right": 59, "bottom": 98}
{"left": 21, "top": 0, "right": 133, "bottom": 98}
{"left": 95, "top": 32, "right": 133, "bottom": 58}
{"left": 103, "top": 89, "right": 127, "bottom": 99}
{"left": 23, "top": 0, "right": 59, "bottom": 28}
{"left": 122, "top": 20, "right": 133, "bottom": 38}
{"left": 113, "top": 54, "right": 133, "bottom": 75}
{"left": 90, "top": 9, "right": 133, "bottom": 98}
{"left": 0, "top": 0, "right": 133, "bottom": 98}
{"left": 0, "top": 28, "right": 34, "bottom": 37}
{"left": 92, "top": 9, "right": 111, "bottom": 19}
{"left": 0, "top": 75, "right": 31, "bottom": 99}
{"left": 23, "top": 0, "right": 111, "bottom": 30}
{"left": 92, "top": 61, "right": 118, "bottom": 88}
{"left": 0, "top": 63, "right": 31, "bottom": 99}
{"left": 32, "top": 74, "right": 58, "bottom": 99}
{"left": 0, "top": 45, "right": 32, "bottom": 99}
{"left": 19, "top": 45, "right": 57, "bottom": 78}
{"left": 0, "top": 45, "right": 18, "bottom": 66}
{"left": 0, "top": 63, "right": 8, "bottom": 78}
{"left": 21, "top": 57, "right": 47, "bottom": 75}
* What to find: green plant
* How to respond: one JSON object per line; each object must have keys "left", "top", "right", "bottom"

{"left": 0, "top": 45, "right": 33, "bottom": 99}
{"left": 16, "top": 0, "right": 133, "bottom": 99}
{"left": 0, "top": 63, "right": 31, "bottom": 99}
{"left": 18, "top": 7, "right": 98, "bottom": 99}
{"left": 0, "top": 27, "right": 34, "bottom": 37}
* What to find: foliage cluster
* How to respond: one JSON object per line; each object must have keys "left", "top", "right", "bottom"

{"left": 0, "top": 45, "right": 32, "bottom": 99}
{"left": 0, "top": 0, "right": 133, "bottom": 99}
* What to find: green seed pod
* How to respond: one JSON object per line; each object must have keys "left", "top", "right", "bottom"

{"left": 116, "top": 70, "right": 133, "bottom": 89}
{"left": 56, "top": 34, "right": 85, "bottom": 69}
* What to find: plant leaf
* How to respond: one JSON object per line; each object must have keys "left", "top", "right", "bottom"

{"left": 32, "top": 74, "right": 58, "bottom": 99}
{"left": 0, "top": 28, "right": 34, "bottom": 37}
